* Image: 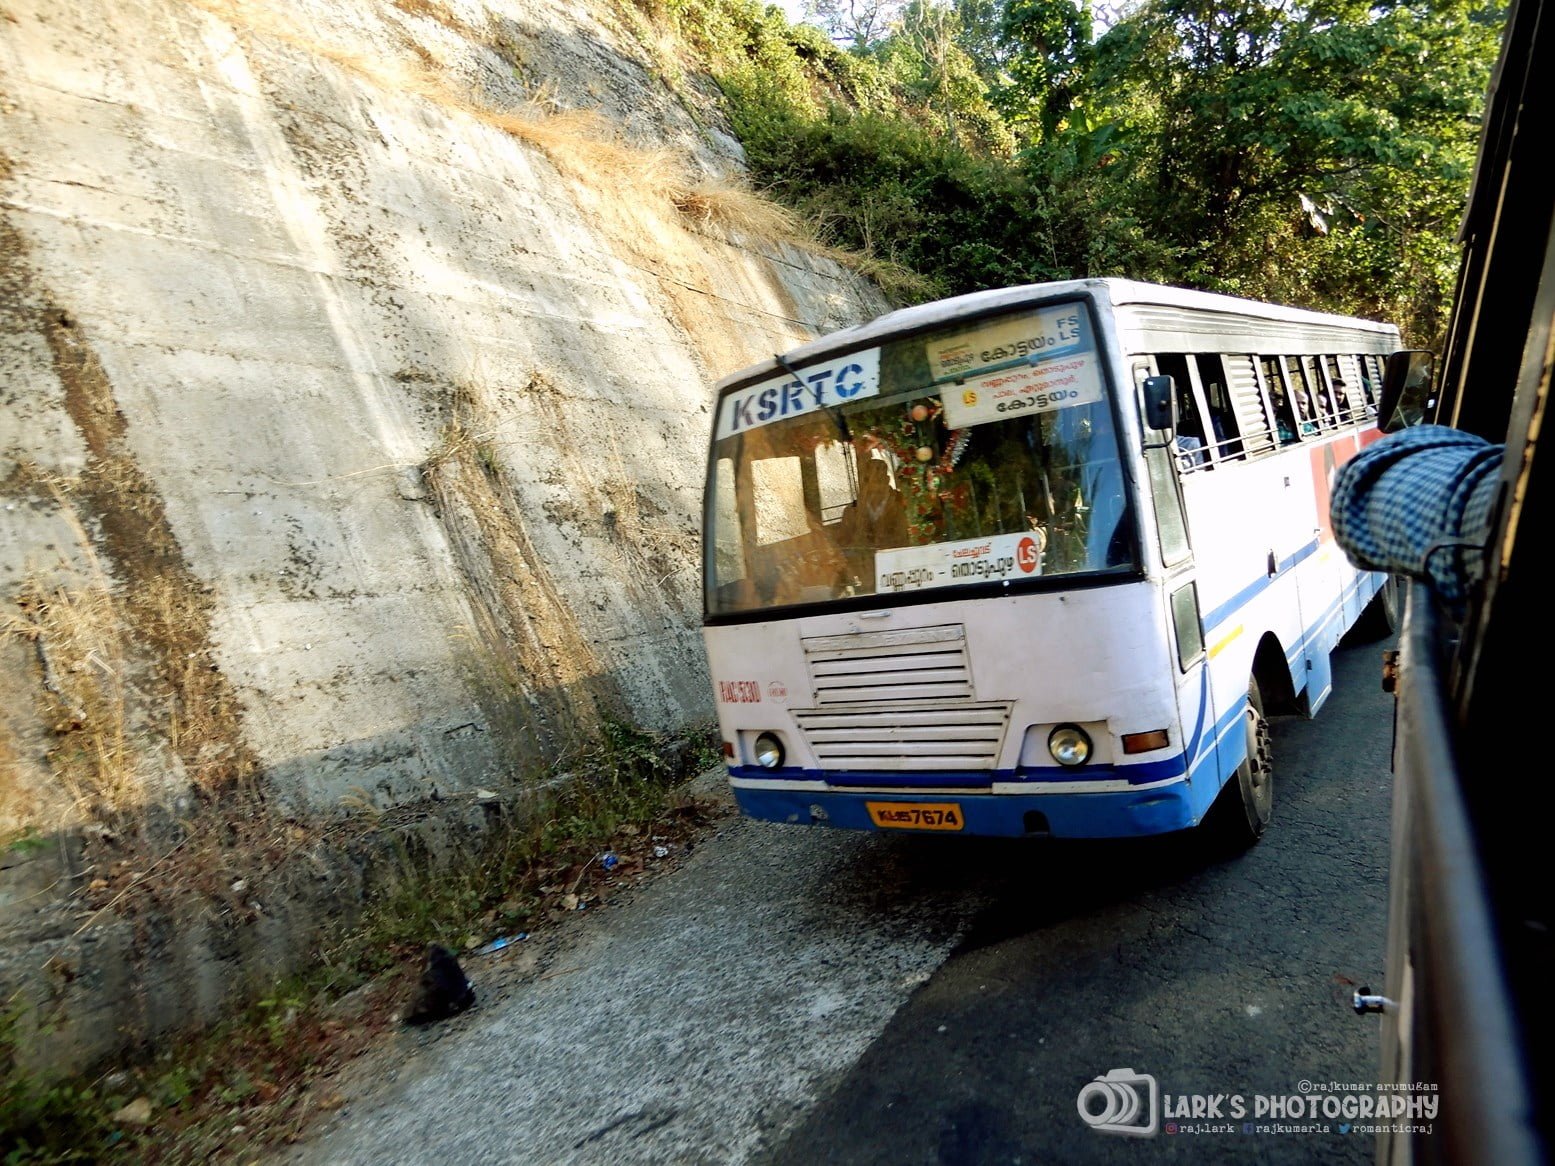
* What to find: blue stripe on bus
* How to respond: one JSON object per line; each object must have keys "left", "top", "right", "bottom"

{"left": 1207, "top": 553, "right": 1381, "bottom": 642}
{"left": 1182, "top": 666, "right": 1209, "bottom": 771}
{"left": 1201, "top": 539, "right": 1320, "bottom": 631}
{"left": 731, "top": 784, "right": 1199, "bottom": 838}
{"left": 1283, "top": 570, "right": 1381, "bottom": 666}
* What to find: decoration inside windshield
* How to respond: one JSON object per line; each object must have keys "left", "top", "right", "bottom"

{"left": 928, "top": 307, "right": 1103, "bottom": 429}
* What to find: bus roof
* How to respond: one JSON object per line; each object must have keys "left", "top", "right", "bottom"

{"left": 715, "top": 278, "right": 1399, "bottom": 393}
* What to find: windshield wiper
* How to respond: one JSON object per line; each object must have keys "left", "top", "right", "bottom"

{"left": 775, "top": 353, "right": 850, "bottom": 443}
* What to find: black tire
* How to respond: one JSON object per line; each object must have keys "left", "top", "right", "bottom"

{"left": 1348, "top": 574, "right": 1401, "bottom": 643}
{"left": 1206, "top": 677, "right": 1274, "bottom": 852}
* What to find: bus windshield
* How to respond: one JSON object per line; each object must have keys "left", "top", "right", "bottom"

{"left": 705, "top": 301, "right": 1135, "bottom": 616}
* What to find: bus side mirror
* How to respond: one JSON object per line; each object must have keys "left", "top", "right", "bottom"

{"left": 1378, "top": 350, "right": 1437, "bottom": 432}
{"left": 1142, "top": 375, "right": 1176, "bottom": 432}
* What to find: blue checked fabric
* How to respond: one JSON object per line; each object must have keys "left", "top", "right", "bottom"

{"left": 1330, "top": 426, "right": 1502, "bottom": 617}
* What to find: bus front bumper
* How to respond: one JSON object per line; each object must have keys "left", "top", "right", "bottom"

{"left": 729, "top": 781, "right": 1198, "bottom": 839}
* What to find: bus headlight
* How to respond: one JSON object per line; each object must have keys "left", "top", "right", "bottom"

{"left": 1048, "top": 725, "right": 1092, "bottom": 767}
{"left": 753, "top": 732, "right": 786, "bottom": 769}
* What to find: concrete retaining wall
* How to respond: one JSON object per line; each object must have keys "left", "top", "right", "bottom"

{"left": 0, "top": 0, "right": 888, "bottom": 1073}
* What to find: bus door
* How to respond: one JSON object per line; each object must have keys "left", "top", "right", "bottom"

{"left": 1134, "top": 358, "right": 1221, "bottom": 801}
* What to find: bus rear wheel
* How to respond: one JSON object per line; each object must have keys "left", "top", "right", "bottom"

{"left": 1208, "top": 677, "right": 1273, "bottom": 851}
{"left": 1349, "top": 574, "right": 1401, "bottom": 642}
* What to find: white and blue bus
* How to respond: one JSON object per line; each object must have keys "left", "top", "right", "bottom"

{"left": 701, "top": 279, "right": 1400, "bottom": 845}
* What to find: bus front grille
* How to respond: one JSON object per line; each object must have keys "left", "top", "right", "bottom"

{"left": 791, "top": 702, "right": 1012, "bottom": 772}
{"left": 802, "top": 624, "right": 974, "bottom": 705}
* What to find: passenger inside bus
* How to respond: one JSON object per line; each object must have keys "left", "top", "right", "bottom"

{"left": 1262, "top": 359, "right": 1300, "bottom": 444}
{"left": 841, "top": 456, "right": 907, "bottom": 551}
{"left": 1174, "top": 381, "right": 1209, "bottom": 468}
{"left": 1294, "top": 383, "right": 1319, "bottom": 436}
{"left": 1332, "top": 378, "right": 1353, "bottom": 423}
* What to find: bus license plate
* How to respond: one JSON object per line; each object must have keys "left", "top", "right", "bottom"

{"left": 866, "top": 802, "right": 964, "bottom": 831}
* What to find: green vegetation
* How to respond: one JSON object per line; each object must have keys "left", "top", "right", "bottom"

{"left": 2, "top": 999, "right": 110, "bottom": 1164}
{"left": 631, "top": 0, "right": 1506, "bottom": 343}
{"left": 1, "top": 722, "right": 720, "bottom": 1164}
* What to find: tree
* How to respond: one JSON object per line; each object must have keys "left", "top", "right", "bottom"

{"left": 1020, "top": 0, "right": 1504, "bottom": 332}
{"left": 805, "top": 0, "right": 907, "bottom": 50}
{"left": 883, "top": 0, "right": 1016, "bottom": 149}
{"left": 1000, "top": 0, "right": 1095, "bottom": 140}
{"left": 952, "top": 0, "right": 1015, "bottom": 82}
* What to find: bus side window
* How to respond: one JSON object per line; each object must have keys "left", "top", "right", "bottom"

{"left": 1331, "top": 354, "right": 1355, "bottom": 422}
{"left": 1151, "top": 354, "right": 1208, "bottom": 470}
{"left": 1284, "top": 356, "right": 1320, "bottom": 436}
{"left": 1323, "top": 355, "right": 1353, "bottom": 424}
{"left": 1260, "top": 356, "right": 1301, "bottom": 444}
{"left": 1224, "top": 354, "right": 1276, "bottom": 457}
{"left": 1305, "top": 356, "right": 1340, "bottom": 426}
{"left": 1195, "top": 354, "right": 1243, "bottom": 460}
{"left": 1358, "top": 354, "right": 1382, "bottom": 416}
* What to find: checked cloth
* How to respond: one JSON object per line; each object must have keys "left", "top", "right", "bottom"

{"left": 1330, "top": 425, "right": 1502, "bottom": 617}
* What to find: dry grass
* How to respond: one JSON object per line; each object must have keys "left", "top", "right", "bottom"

{"left": 0, "top": 722, "right": 722, "bottom": 1163}
{"left": 421, "top": 380, "right": 619, "bottom": 750}
{"left": 182, "top": 0, "right": 807, "bottom": 250}
{"left": 0, "top": 490, "right": 135, "bottom": 820}
{"left": 671, "top": 177, "right": 799, "bottom": 240}
{"left": 825, "top": 250, "right": 937, "bottom": 303}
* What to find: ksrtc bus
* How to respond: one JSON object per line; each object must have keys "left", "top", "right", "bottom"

{"left": 701, "top": 278, "right": 1401, "bottom": 844}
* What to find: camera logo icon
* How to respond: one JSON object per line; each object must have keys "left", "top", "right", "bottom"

{"left": 1076, "top": 1068, "right": 1159, "bottom": 1137}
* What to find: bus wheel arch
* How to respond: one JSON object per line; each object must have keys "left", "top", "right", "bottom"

{"left": 1206, "top": 674, "right": 1275, "bottom": 851}
{"left": 1251, "top": 632, "right": 1298, "bottom": 715}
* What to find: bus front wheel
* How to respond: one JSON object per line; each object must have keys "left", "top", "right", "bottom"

{"left": 1208, "top": 677, "right": 1273, "bottom": 851}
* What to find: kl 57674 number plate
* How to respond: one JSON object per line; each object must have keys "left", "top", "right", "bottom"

{"left": 865, "top": 802, "right": 964, "bottom": 831}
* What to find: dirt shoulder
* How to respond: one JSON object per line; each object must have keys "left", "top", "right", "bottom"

{"left": 278, "top": 774, "right": 985, "bottom": 1165}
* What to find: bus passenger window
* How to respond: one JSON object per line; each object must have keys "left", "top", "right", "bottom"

{"left": 1357, "top": 355, "right": 1382, "bottom": 415}
{"left": 1323, "top": 356, "right": 1353, "bottom": 424}
{"left": 1261, "top": 357, "right": 1301, "bottom": 444}
{"left": 1174, "top": 382, "right": 1208, "bottom": 469}
{"left": 1194, "top": 355, "right": 1242, "bottom": 459}
{"left": 1150, "top": 354, "right": 1208, "bottom": 469}
{"left": 1305, "top": 358, "right": 1336, "bottom": 424}
{"left": 1331, "top": 378, "right": 1353, "bottom": 424}
{"left": 1284, "top": 357, "right": 1319, "bottom": 436}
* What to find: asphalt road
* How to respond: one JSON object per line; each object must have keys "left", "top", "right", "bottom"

{"left": 292, "top": 635, "right": 1395, "bottom": 1166}
{"left": 763, "top": 635, "right": 1397, "bottom": 1166}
